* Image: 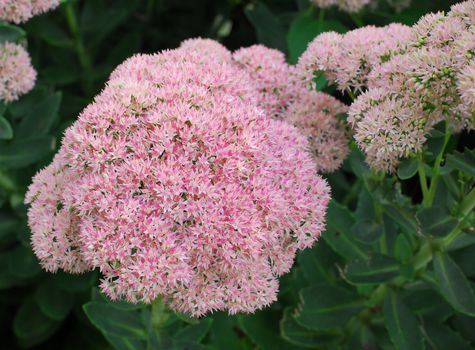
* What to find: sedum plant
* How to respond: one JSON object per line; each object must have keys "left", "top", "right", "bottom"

{"left": 0, "top": 0, "right": 473, "bottom": 349}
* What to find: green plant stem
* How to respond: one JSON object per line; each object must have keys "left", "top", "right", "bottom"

{"left": 319, "top": 8, "right": 325, "bottom": 22}
{"left": 151, "top": 297, "right": 169, "bottom": 343}
{"left": 417, "top": 158, "right": 430, "bottom": 207}
{"left": 64, "top": 2, "right": 93, "bottom": 95}
{"left": 425, "top": 123, "right": 452, "bottom": 207}
{"left": 346, "top": 89, "right": 357, "bottom": 101}
{"left": 361, "top": 185, "right": 475, "bottom": 325}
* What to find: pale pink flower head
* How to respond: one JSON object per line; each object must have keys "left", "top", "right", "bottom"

{"left": 296, "top": 31, "right": 343, "bottom": 87}
{"left": 296, "top": 24, "right": 411, "bottom": 93}
{"left": 0, "top": 42, "right": 36, "bottom": 102}
{"left": 233, "top": 45, "right": 293, "bottom": 117}
{"left": 0, "top": 0, "right": 59, "bottom": 23}
{"left": 310, "top": 0, "right": 371, "bottom": 13}
{"left": 179, "top": 37, "right": 232, "bottom": 63}
{"left": 284, "top": 87, "right": 350, "bottom": 173}
{"left": 458, "top": 60, "right": 475, "bottom": 113}
{"left": 26, "top": 44, "right": 330, "bottom": 316}
{"left": 348, "top": 89, "right": 428, "bottom": 173}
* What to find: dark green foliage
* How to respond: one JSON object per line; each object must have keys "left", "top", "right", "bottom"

{"left": 0, "top": 0, "right": 473, "bottom": 349}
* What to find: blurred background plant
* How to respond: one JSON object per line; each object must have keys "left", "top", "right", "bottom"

{"left": 0, "top": 0, "right": 473, "bottom": 349}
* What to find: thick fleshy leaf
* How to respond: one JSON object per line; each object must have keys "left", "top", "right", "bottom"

{"left": 0, "top": 136, "right": 56, "bottom": 168}
{"left": 0, "top": 116, "right": 13, "bottom": 140}
{"left": 347, "top": 254, "right": 400, "bottom": 285}
{"left": 280, "top": 308, "right": 338, "bottom": 348}
{"left": 324, "top": 201, "right": 368, "bottom": 260}
{"left": 423, "top": 319, "right": 472, "bottom": 350}
{"left": 397, "top": 158, "right": 419, "bottom": 180}
{"left": 416, "top": 206, "right": 458, "bottom": 237}
{"left": 13, "top": 298, "right": 60, "bottom": 348}
{"left": 352, "top": 220, "right": 384, "bottom": 244}
{"left": 433, "top": 252, "right": 475, "bottom": 316}
{"left": 83, "top": 302, "right": 147, "bottom": 339}
{"left": 295, "top": 285, "right": 364, "bottom": 330}
{"left": 0, "top": 23, "right": 26, "bottom": 43}
{"left": 384, "top": 291, "right": 424, "bottom": 350}
{"left": 17, "top": 92, "right": 62, "bottom": 138}
{"left": 244, "top": 3, "right": 286, "bottom": 53}
{"left": 175, "top": 318, "right": 212, "bottom": 343}
{"left": 35, "top": 281, "right": 74, "bottom": 320}
{"left": 446, "top": 149, "right": 475, "bottom": 178}
{"left": 287, "top": 7, "right": 346, "bottom": 63}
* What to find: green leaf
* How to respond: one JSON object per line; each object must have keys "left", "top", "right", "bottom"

{"left": 397, "top": 158, "right": 419, "bottom": 180}
{"left": 27, "top": 16, "right": 73, "bottom": 47}
{"left": 313, "top": 70, "right": 329, "bottom": 91}
{"left": 53, "top": 270, "right": 97, "bottom": 292}
{"left": 280, "top": 308, "right": 338, "bottom": 348}
{"left": 346, "top": 323, "right": 377, "bottom": 350}
{"left": 416, "top": 206, "right": 459, "bottom": 237}
{"left": 0, "top": 23, "right": 26, "bottom": 43}
{"left": 35, "top": 281, "right": 74, "bottom": 320}
{"left": 383, "top": 203, "right": 417, "bottom": 235}
{"left": 324, "top": 201, "right": 369, "bottom": 260}
{"left": 175, "top": 318, "right": 212, "bottom": 343}
{"left": 393, "top": 235, "right": 413, "bottom": 264}
{"left": 423, "top": 319, "right": 472, "bottom": 350}
{"left": 17, "top": 92, "right": 62, "bottom": 139}
{"left": 446, "top": 149, "right": 475, "bottom": 178}
{"left": 244, "top": 3, "right": 287, "bottom": 53}
{"left": 0, "top": 136, "right": 56, "bottom": 168}
{"left": 8, "top": 245, "right": 42, "bottom": 279}
{"left": 351, "top": 220, "right": 384, "bottom": 244}
{"left": 298, "top": 240, "right": 340, "bottom": 284}
{"left": 451, "top": 244, "right": 475, "bottom": 278}
{"left": 0, "top": 116, "right": 13, "bottom": 140}
{"left": 103, "top": 334, "right": 146, "bottom": 350}
{"left": 384, "top": 291, "right": 425, "bottom": 350}
{"left": 287, "top": 8, "right": 346, "bottom": 63}
{"left": 83, "top": 302, "right": 147, "bottom": 339}
{"left": 13, "top": 298, "right": 61, "bottom": 348}
{"left": 347, "top": 254, "right": 400, "bottom": 285}
{"left": 239, "top": 310, "right": 302, "bottom": 350}
{"left": 403, "top": 289, "right": 452, "bottom": 321}
{"left": 209, "top": 313, "right": 250, "bottom": 350}
{"left": 433, "top": 251, "right": 475, "bottom": 316}
{"left": 295, "top": 285, "right": 364, "bottom": 330}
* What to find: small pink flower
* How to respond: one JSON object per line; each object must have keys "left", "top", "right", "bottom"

{"left": 0, "top": 0, "right": 59, "bottom": 23}
{"left": 0, "top": 42, "right": 36, "bottom": 102}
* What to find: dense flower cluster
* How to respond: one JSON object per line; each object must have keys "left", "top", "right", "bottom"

{"left": 310, "top": 0, "right": 371, "bottom": 13}
{"left": 0, "top": 42, "right": 36, "bottom": 102}
{"left": 231, "top": 44, "right": 350, "bottom": 171}
{"left": 233, "top": 45, "right": 292, "bottom": 117}
{"left": 302, "top": 0, "right": 475, "bottom": 172}
{"left": 310, "top": 0, "right": 410, "bottom": 13}
{"left": 297, "top": 23, "right": 412, "bottom": 92}
{"left": 26, "top": 43, "right": 331, "bottom": 316}
{"left": 0, "top": 0, "right": 59, "bottom": 23}
{"left": 285, "top": 87, "right": 350, "bottom": 172}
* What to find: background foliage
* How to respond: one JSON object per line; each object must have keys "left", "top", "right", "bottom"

{"left": 0, "top": 0, "right": 474, "bottom": 349}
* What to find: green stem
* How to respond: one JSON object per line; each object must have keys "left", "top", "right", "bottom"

{"left": 151, "top": 297, "right": 169, "bottom": 342}
{"left": 64, "top": 2, "right": 93, "bottom": 95}
{"left": 417, "top": 157, "right": 430, "bottom": 207}
{"left": 425, "top": 123, "right": 451, "bottom": 207}
{"left": 346, "top": 88, "right": 357, "bottom": 101}
{"left": 319, "top": 8, "right": 325, "bottom": 22}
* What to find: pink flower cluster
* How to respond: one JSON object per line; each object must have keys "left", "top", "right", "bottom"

{"left": 310, "top": 0, "right": 371, "bottom": 13}
{"left": 297, "top": 23, "right": 412, "bottom": 92}
{"left": 0, "top": 0, "right": 59, "bottom": 23}
{"left": 0, "top": 42, "right": 36, "bottom": 102}
{"left": 310, "top": 0, "right": 410, "bottom": 13}
{"left": 233, "top": 44, "right": 350, "bottom": 172}
{"left": 26, "top": 41, "right": 332, "bottom": 316}
{"left": 300, "top": 0, "right": 475, "bottom": 172}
